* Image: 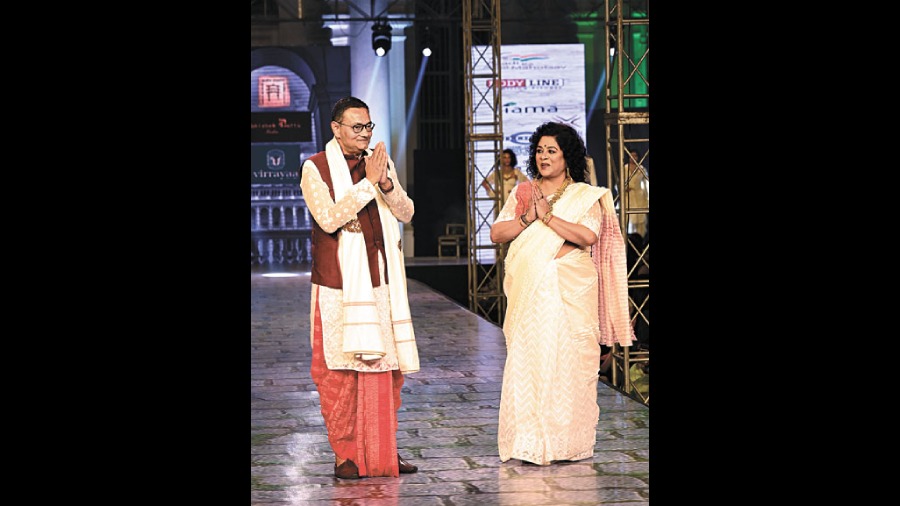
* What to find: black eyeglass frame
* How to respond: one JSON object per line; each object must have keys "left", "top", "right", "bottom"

{"left": 335, "top": 121, "right": 375, "bottom": 133}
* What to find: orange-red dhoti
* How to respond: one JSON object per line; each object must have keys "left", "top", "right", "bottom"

{"left": 310, "top": 292, "right": 403, "bottom": 477}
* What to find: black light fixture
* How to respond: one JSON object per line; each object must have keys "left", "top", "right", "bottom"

{"left": 372, "top": 20, "right": 392, "bottom": 57}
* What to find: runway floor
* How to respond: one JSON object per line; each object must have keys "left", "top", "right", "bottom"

{"left": 250, "top": 270, "right": 650, "bottom": 505}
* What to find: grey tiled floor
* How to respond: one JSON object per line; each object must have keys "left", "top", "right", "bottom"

{"left": 251, "top": 271, "right": 649, "bottom": 505}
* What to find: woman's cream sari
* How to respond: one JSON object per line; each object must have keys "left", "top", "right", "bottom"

{"left": 498, "top": 182, "right": 633, "bottom": 465}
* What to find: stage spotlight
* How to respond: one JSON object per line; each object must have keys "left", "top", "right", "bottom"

{"left": 421, "top": 26, "right": 432, "bottom": 57}
{"left": 372, "top": 21, "right": 392, "bottom": 57}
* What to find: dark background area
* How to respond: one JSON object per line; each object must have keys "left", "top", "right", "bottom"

{"left": 411, "top": 148, "right": 467, "bottom": 257}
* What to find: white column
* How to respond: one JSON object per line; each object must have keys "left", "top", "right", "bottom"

{"left": 386, "top": 20, "right": 410, "bottom": 184}
{"left": 386, "top": 19, "right": 413, "bottom": 257}
{"left": 343, "top": 0, "right": 387, "bottom": 151}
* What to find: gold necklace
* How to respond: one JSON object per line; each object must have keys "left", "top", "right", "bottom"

{"left": 542, "top": 177, "right": 572, "bottom": 209}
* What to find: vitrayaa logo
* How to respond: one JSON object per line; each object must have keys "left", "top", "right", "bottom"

{"left": 266, "top": 149, "right": 286, "bottom": 171}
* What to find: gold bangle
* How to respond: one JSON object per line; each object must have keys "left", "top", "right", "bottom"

{"left": 519, "top": 214, "right": 529, "bottom": 228}
{"left": 542, "top": 212, "right": 554, "bottom": 225}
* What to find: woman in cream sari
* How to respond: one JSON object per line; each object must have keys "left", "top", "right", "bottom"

{"left": 490, "top": 122, "right": 634, "bottom": 466}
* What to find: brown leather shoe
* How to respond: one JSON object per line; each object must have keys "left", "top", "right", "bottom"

{"left": 334, "top": 459, "right": 360, "bottom": 479}
{"left": 397, "top": 454, "right": 418, "bottom": 474}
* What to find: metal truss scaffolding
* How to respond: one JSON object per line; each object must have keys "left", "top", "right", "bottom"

{"left": 604, "top": 0, "right": 650, "bottom": 405}
{"left": 462, "top": 0, "right": 505, "bottom": 325}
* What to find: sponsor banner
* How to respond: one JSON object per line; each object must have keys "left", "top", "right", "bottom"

{"left": 472, "top": 44, "right": 586, "bottom": 164}
{"left": 251, "top": 144, "right": 302, "bottom": 184}
{"left": 251, "top": 111, "right": 312, "bottom": 143}
{"left": 471, "top": 44, "right": 586, "bottom": 262}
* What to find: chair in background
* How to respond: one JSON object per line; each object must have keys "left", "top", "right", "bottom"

{"left": 437, "top": 223, "right": 466, "bottom": 258}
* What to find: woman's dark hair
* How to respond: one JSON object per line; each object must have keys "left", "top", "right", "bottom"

{"left": 626, "top": 148, "right": 641, "bottom": 165}
{"left": 502, "top": 148, "right": 518, "bottom": 168}
{"left": 331, "top": 96, "right": 369, "bottom": 122}
{"left": 524, "top": 122, "right": 587, "bottom": 183}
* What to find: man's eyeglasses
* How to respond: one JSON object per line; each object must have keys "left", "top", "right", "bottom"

{"left": 336, "top": 121, "right": 375, "bottom": 133}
